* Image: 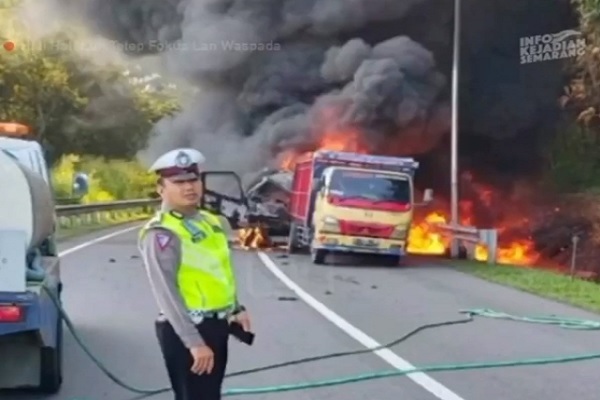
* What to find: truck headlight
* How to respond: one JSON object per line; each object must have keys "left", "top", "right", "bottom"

{"left": 323, "top": 216, "right": 337, "bottom": 224}
{"left": 321, "top": 215, "right": 340, "bottom": 233}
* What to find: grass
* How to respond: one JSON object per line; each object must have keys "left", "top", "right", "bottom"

{"left": 451, "top": 260, "right": 600, "bottom": 314}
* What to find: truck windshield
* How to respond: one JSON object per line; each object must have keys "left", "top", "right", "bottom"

{"left": 327, "top": 169, "right": 411, "bottom": 210}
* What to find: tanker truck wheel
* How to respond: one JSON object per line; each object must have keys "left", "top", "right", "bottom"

{"left": 39, "top": 309, "right": 63, "bottom": 393}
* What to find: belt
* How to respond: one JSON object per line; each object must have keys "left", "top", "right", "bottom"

{"left": 188, "top": 306, "right": 235, "bottom": 323}
{"left": 158, "top": 306, "right": 235, "bottom": 324}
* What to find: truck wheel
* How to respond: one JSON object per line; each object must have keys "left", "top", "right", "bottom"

{"left": 311, "top": 248, "right": 328, "bottom": 265}
{"left": 39, "top": 314, "right": 63, "bottom": 393}
{"left": 287, "top": 222, "right": 299, "bottom": 254}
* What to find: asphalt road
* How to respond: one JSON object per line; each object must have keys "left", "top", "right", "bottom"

{"left": 4, "top": 224, "right": 600, "bottom": 399}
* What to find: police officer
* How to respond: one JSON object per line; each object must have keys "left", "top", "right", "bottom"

{"left": 138, "top": 148, "right": 251, "bottom": 400}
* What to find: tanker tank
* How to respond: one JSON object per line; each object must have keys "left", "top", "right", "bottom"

{"left": 0, "top": 150, "right": 55, "bottom": 250}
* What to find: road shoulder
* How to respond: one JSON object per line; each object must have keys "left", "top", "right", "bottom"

{"left": 450, "top": 259, "right": 600, "bottom": 314}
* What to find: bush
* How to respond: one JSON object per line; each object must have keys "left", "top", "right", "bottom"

{"left": 546, "top": 123, "right": 600, "bottom": 193}
{"left": 50, "top": 154, "right": 155, "bottom": 202}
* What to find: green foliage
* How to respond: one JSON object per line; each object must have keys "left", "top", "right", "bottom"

{"left": 547, "top": 123, "right": 600, "bottom": 192}
{"left": 575, "top": 0, "right": 600, "bottom": 30}
{"left": 0, "top": 10, "right": 180, "bottom": 163}
{"left": 0, "top": 34, "right": 88, "bottom": 156}
{"left": 545, "top": 1, "right": 600, "bottom": 192}
{"left": 78, "top": 156, "right": 156, "bottom": 200}
{"left": 50, "top": 154, "right": 156, "bottom": 202}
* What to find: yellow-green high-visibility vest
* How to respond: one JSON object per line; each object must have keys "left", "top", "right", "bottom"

{"left": 140, "top": 210, "right": 237, "bottom": 311}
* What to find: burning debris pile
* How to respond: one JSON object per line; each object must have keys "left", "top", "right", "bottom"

{"left": 237, "top": 226, "right": 271, "bottom": 249}
{"left": 45, "top": 0, "right": 597, "bottom": 271}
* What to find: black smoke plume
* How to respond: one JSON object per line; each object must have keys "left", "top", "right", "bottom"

{"left": 31, "top": 0, "right": 578, "bottom": 189}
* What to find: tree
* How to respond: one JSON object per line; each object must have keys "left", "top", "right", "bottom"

{"left": 64, "top": 63, "right": 180, "bottom": 159}
{"left": 0, "top": 11, "right": 180, "bottom": 163}
{"left": 0, "top": 35, "right": 87, "bottom": 159}
{"left": 566, "top": 0, "right": 600, "bottom": 124}
{"left": 544, "top": 1, "right": 600, "bottom": 191}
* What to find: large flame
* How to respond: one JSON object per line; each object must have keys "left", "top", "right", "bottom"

{"left": 406, "top": 211, "right": 540, "bottom": 265}
{"left": 260, "top": 111, "right": 542, "bottom": 266}
{"left": 278, "top": 127, "right": 367, "bottom": 171}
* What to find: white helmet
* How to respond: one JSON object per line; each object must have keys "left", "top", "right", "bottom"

{"left": 148, "top": 148, "right": 206, "bottom": 181}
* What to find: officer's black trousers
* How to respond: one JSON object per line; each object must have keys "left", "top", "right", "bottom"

{"left": 155, "top": 317, "right": 229, "bottom": 400}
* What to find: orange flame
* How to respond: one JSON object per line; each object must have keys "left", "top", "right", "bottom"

{"left": 406, "top": 212, "right": 447, "bottom": 255}
{"left": 237, "top": 226, "right": 270, "bottom": 249}
{"left": 278, "top": 128, "right": 368, "bottom": 171}
{"left": 406, "top": 212, "right": 540, "bottom": 265}
{"left": 273, "top": 108, "right": 541, "bottom": 266}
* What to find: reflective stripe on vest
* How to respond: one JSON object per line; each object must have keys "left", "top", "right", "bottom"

{"left": 140, "top": 210, "right": 236, "bottom": 311}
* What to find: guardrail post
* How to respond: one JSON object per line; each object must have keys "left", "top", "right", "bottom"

{"left": 462, "top": 239, "right": 474, "bottom": 259}
{"left": 570, "top": 235, "right": 579, "bottom": 280}
{"left": 479, "top": 229, "right": 498, "bottom": 264}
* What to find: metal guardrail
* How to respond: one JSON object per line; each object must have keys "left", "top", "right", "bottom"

{"left": 52, "top": 200, "right": 500, "bottom": 264}
{"left": 433, "top": 223, "right": 498, "bottom": 264}
{"left": 55, "top": 199, "right": 160, "bottom": 231}
{"left": 56, "top": 199, "right": 160, "bottom": 216}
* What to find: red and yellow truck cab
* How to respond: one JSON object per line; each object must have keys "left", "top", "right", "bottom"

{"left": 287, "top": 150, "right": 432, "bottom": 265}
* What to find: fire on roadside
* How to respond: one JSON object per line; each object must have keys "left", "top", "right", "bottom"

{"left": 406, "top": 211, "right": 540, "bottom": 265}
{"left": 238, "top": 113, "right": 541, "bottom": 266}
{"left": 236, "top": 210, "right": 540, "bottom": 266}
{"left": 237, "top": 226, "right": 271, "bottom": 249}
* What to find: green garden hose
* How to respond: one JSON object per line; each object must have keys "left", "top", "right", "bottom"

{"left": 45, "top": 287, "right": 600, "bottom": 398}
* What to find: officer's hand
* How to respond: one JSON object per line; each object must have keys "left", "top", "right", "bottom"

{"left": 189, "top": 345, "right": 214, "bottom": 375}
{"left": 232, "top": 311, "right": 252, "bottom": 332}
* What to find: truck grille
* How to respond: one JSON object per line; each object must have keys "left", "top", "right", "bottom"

{"left": 339, "top": 221, "right": 395, "bottom": 239}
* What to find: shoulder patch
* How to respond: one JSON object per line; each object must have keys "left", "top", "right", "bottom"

{"left": 155, "top": 232, "right": 172, "bottom": 251}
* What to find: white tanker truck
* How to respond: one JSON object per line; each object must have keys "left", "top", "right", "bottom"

{"left": 0, "top": 124, "right": 87, "bottom": 394}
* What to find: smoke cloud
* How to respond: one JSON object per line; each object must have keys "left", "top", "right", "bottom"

{"left": 18, "top": 0, "right": 578, "bottom": 186}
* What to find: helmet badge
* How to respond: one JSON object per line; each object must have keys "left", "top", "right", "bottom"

{"left": 175, "top": 151, "right": 191, "bottom": 168}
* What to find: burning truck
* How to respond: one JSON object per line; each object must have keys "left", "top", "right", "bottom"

{"left": 79, "top": 0, "right": 592, "bottom": 271}
{"left": 244, "top": 168, "right": 293, "bottom": 236}
{"left": 209, "top": 150, "right": 435, "bottom": 264}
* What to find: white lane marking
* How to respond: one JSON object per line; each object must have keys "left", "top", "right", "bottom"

{"left": 58, "top": 225, "right": 142, "bottom": 257}
{"left": 56, "top": 225, "right": 464, "bottom": 399}
{"left": 256, "top": 251, "right": 465, "bottom": 400}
